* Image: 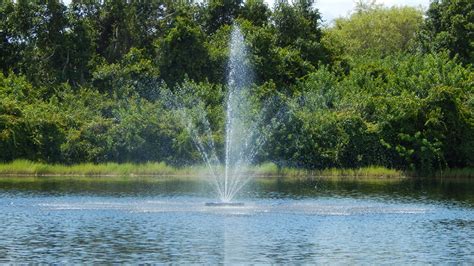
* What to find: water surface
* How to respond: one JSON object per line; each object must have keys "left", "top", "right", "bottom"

{"left": 0, "top": 176, "right": 473, "bottom": 263}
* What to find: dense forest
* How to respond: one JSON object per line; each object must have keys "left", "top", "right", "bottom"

{"left": 0, "top": 0, "right": 472, "bottom": 174}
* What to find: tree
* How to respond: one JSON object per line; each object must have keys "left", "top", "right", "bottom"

{"left": 200, "top": 0, "right": 243, "bottom": 34}
{"left": 0, "top": 1, "right": 19, "bottom": 74}
{"left": 240, "top": 0, "right": 270, "bottom": 27}
{"left": 96, "top": 0, "right": 132, "bottom": 63}
{"left": 273, "top": 0, "right": 322, "bottom": 48}
{"left": 272, "top": 0, "right": 327, "bottom": 74}
{"left": 92, "top": 48, "right": 160, "bottom": 100}
{"left": 0, "top": 1, "right": 70, "bottom": 85}
{"left": 28, "top": 1, "right": 71, "bottom": 85}
{"left": 65, "top": 1, "right": 100, "bottom": 86}
{"left": 418, "top": 0, "right": 474, "bottom": 65}
{"left": 323, "top": 3, "right": 423, "bottom": 60}
{"left": 125, "top": 1, "right": 167, "bottom": 55}
{"left": 156, "top": 17, "right": 211, "bottom": 85}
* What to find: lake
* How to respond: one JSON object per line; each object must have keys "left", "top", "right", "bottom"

{"left": 0, "top": 176, "right": 473, "bottom": 263}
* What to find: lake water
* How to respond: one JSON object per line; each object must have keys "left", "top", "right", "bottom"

{"left": 0, "top": 176, "right": 473, "bottom": 263}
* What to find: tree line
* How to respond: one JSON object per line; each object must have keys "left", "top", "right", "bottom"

{"left": 0, "top": 0, "right": 472, "bottom": 174}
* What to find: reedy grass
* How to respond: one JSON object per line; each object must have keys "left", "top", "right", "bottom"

{"left": 0, "top": 160, "right": 180, "bottom": 176}
{"left": 253, "top": 163, "right": 403, "bottom": 178}
{"left": 0, "top": 160, "right": 471, "bottom": 178}
{"left": 318, "top": 166, "right": 402, "bottom": 178}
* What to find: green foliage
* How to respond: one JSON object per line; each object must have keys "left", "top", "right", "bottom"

{"left": 278, "top": 53, "right": 473, "bottom": 173}
{"left": 272, "top": 0, "right": 327, "bottom": 66}
{"left": 200, "top": 0, "right": 243, "bottom": 34}
{"left": 240, "top": 0, "right": 270, "bottom": 27}
{"left": 92, "top": 48, "right": 160, "bottom": 99}
{"left": 418, "top": 0, "right": 474, "bottom": 65}
{"left": 323, "top": 3, "right": 423, "bottom": 61}
{"left": 156, "top": 17, "right": 211, "bottom": 85}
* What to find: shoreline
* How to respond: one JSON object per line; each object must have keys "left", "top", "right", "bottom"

{"left": 0, "top": 160, "right": 471, "bottom": 179}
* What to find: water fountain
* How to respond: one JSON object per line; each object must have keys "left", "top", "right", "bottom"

{"left": 167, "top": 24, "right": 275, "bottom": 205}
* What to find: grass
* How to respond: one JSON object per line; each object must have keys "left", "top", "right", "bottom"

{"left": 0, "top": 160, "right": 471, "bottom": 179}
{"left": 317, "top": 166, "right": 402, "bottom": 178}
{"left": 253, "top": 163, "right": 403, "bottom": 178}
{"left": 0, "top": 160, "right": 191, "bottom": 176}
{"left": 0, "top": 160, "right": 402, "bottom": 178}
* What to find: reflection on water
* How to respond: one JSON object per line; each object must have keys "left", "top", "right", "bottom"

{"left": 0, "top": 176, "right": 473, "bottom": 263}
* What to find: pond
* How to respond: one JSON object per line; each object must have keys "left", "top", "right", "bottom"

{"left": 0, "top": 176, "right": 473, "bottom": 263}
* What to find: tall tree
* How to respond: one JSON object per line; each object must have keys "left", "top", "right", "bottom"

{"left": 240, "top": 0, "right": 270, "bottom": 27}
{"left": 126, "top": 1, "right": 168, "bottom": 55}
{"left": 23, "top": 1, "right": 71, "bottom": 86}
{"left": 0, "top": 1, "right": 19, "bottom": 74}
{"left": 65, "top": 1, "right": 101, "bottom": 85}
{"left": 200, "top": 0, "right": 243, "bottom": 34}
{"left": 323, "top": 3, "right": 423, "bottom": 60}
{"left": 156, "top": 17, "right": 210, "bottom": 85}
{"left": 272, "top": 0, "right": 326, "bottom": 64}
{"left": 97, "top": 0, "right": 131, "bottom": 63}
{"left": 418, "top": 0, "right": 474, "bottom": 65}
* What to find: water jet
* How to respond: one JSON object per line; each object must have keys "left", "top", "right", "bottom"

{"left": 169, "top": 24, "right": 278, "bottom": 203}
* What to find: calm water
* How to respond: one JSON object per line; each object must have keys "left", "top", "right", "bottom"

{"left": 0, "top": 176, "right": 473, "bottom": 263}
